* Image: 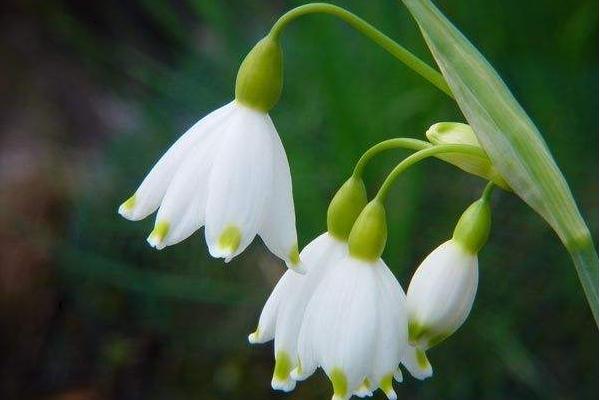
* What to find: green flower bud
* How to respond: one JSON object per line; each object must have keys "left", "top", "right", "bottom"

{"left": 235, "top": 36, "right": 283, "bottom": 112}
{"left": 426, "top": 122, "right": 510, "bottom": 190}
{"left": 327, "top": 176, "right": 368, "bottom": 241}
{"left": 452, "top": 197, "right": 492, "bottom": 254}
{"left": 348, "top": 200, "right": 387, "bottom": 261}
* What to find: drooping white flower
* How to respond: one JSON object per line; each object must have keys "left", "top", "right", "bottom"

{"left": 118, "top": 100, "right": 301, "bottom": 270}
{"left": 406, "top": 194, "right": 491, "bottom": 352}
{"left": 248, "top": 232, "right": 348, "bottom": 392}
{"left": 294, "top": 255, "right": 432, "bottom": 400}
{"left": 406, "top": 239, "right": 478, "bottom": 350}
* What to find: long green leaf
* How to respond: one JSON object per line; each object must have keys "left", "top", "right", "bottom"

{"left": 401, "top": 0, "right": 598, "bottom": 323}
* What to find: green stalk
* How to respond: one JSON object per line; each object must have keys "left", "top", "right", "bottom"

{"left": 352, "top": 138, "right": 432, "bottom": 177}
{"left": 375, "top": 144, "right": 487, "bottom": 202}
{"left": 269, "top": 2, "right": 453, "bottom": 98}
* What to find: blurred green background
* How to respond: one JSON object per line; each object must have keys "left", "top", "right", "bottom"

{"left": 0, "top": 0, "right": 597, "bottom": 399}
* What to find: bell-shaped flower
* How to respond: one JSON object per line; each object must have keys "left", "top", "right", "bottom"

{"left": 406, "top": 239, "right": 478, "bottom": 349}
{"left": 406, "top": 195, "right": 492, "bottom": 352}
{"left": 248, "top": 232, "right": 348, "bottom": 391}
{"left": 294, "top": 201, "right": 432, "bottom": 400}
{"left": 117, "top": 36, "right": 302, "bottom": 270}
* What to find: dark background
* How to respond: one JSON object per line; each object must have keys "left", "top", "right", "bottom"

{"left": 0, "top": 0, "right": 597, "bottom": 399}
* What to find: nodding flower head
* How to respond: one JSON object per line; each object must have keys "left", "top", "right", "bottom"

{"left": 407, "top": 196, "right": 491, "bottom": 351}
{"left": 248, "top": 232, "right": 348, "bottom": 392}
{"left": 118, "top": 36, "right": 303, "bottom": 271}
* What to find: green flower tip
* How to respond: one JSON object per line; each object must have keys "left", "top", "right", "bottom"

{"left": 379, "top": 373, "right": 395, "bottom": 398}
{"left": 235, "top": 35, "right": 283, "bottom": 112}
{"left": 426, "top": 122, "right": 510, "bottom": 191}
{"left": 348, "top": 200, "right": 387, "bottom": 262}
{"left": 409, "top": 319, "right": 449, "bottom": 350}
{"left": 148, "top": 221, "right": 170, "bottom": 249}
{"left": 330, "top": 368, "right": 348, "bottom": 399}
{"left": 288, "top": 244, "right": 300, "bottom": 266}
{"left": 452, "top": 197, "right": 492, "bottom": 254}
{"left": 416, "top": 348, "right": 431, "bottom": 371}
{"left": 218, "top": 225, "right": 242, "bottom": 254}
{"left": 273, "top": 351, "right": 293, "bottom": 382}
{"left": 118, "top": 194, "right": 136, "bottom": 217}
{"left": 327, "top": 176, "right": 368, "bottom": 241}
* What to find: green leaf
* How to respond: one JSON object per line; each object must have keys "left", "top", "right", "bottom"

{"left": 401, "top": 0, "right": 598, "bottom": 323}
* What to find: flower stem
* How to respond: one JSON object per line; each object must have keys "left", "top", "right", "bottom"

{"left": 352, "top": 138, "right": 432, "bottom": 178}
{"left": 375, "top": 144, "right": 487, "bottom": 202}
{"left": 268, "top": 3, "right": 453, "bottom": 98}
{"left": 481, "top": 181, "right": 495, "bottom": 203}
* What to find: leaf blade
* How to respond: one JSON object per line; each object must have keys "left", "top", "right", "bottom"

{"left": 401, "top": 0, "right": 598, "bottom": 322}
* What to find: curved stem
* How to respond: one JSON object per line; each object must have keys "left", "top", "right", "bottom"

{"left": 375, "top": 144, "right": 487, "bottom": 202}
{"left": 269, "top": 3, "right": 453, "bottom": 98}
{"left": 352, "top": 138, "right": 432, "bottom": 178}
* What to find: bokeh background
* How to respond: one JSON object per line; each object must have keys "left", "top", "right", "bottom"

{"left": 0, "top": 0, "right": 597, "bottom": 399}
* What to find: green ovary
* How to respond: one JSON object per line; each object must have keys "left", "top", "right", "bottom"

{"left": 218, "top": 226, "right": 242, "bottom": 253}
{"left": 273, "top": 351, "right": 293, "bottom": 382}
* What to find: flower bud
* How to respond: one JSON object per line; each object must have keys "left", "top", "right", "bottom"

{"left": 347, "top": 200, "right": 387, "bottom": 261}
{"left": 426, "top": 122, "right": 510, "bottom": 190}
{"left": 327, "top": 176, "right": 368, "bottom": 240}
{"left": 235, "top": 36, "right": 283, "bottom": 112}
{"left": 406, "top": 196, "right": 491, "bottom": 350}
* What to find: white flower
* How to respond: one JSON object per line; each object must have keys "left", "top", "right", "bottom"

{"left": 118, "top": 100, "right": 302, "bottom": 270}
{"left": 294, "top": 255, "right": 432, "bottom": 400}
{"left": 248, "top": 233, "right": 348, "bottom": 392}
{"left": 406, "top": 239, "right": 478, "bottom": 350}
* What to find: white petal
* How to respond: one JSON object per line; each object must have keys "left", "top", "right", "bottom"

{"left": 369, "top": 260, "right": 405, "bottom": 390}
{"left": 146, "top": 123, "right": 222, "bottom": 249}
{"left": 204, "top": 102, "right": 274, "bottom": 262}
{"left": 272, "top": 233, "right": 347, "bottom": 383}
{"left": 400, "top": 345, "right": 433, "bottom": 380}
{"left": 407, "top": 239, "right": 478, "bottom": 348}
{"left": 294, "top": 234, "right": 349, "bottom": 382}
{"left": 376, "top": 261, "right": 433, "bottom": 380}
{"left": 249, "top": 234, "right": 344, "bottom": 346}
{"left": 259, "top": 119, "right": 300, "bottom": 270}
{"left": 298, "top": 256, "right": 379, "bottom": 396}
{"left": 119, "top": 102, "right": 235, "bottom": 220}
{"left": 248, "top": 271, "right": 295, "bottom": 345}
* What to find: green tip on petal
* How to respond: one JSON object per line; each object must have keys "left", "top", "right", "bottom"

{"left": 118, "top": 194, "right": 136, "bottom": 217}
{"left": 218, "top": 226, "right": 242, "bottom": 254}
{"left": 330, "top": 368, "right": 348, "bottom": 398}
{"left": 409, "top": 319, "right": 449, "bottom": 349}
{"left": 416, "top": 349, "right": 431, "bottom": 370}
{"left": 379, "top": 373, "right": 395, "bottom": 396}
{"left": 148, "top": 221, "right": 170, "bottom": 248}
{"left": 273, "top": 351, "right": 293, "bottom": 382}
{"left": 288, "top": 244, "right": 300, "bottom": 266}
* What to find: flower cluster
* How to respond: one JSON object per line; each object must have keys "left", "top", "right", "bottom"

{"left": 118, "top": 10, "right": 496, "bottom": 399}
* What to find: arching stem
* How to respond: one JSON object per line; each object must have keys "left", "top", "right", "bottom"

{"left": 352, "top": 138, "right": 432, "bottom": 178}
{"left": 375, "top": 144, "right": 487, "bottom": 202}
{"left": 269, "top": 3, "right": 453, "bottom": 98}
